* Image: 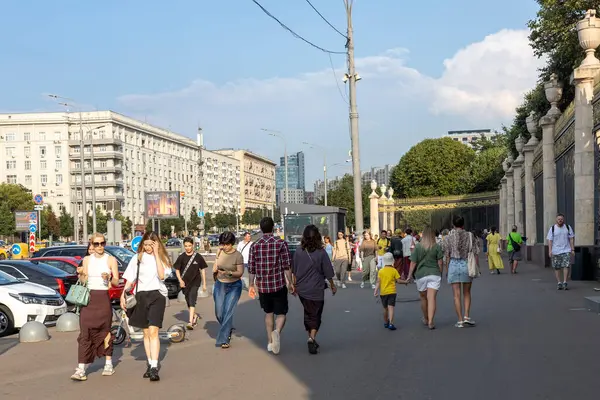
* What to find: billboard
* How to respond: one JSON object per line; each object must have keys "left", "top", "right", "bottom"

{"left": 145, "top": 191, "right": 180, "bottom": 219}
{"left": 15, "top": 211, "right": 36, "bottom": 232}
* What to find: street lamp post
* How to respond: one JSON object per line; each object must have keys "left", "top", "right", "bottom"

{"left": 83, "top": 124, "right": 105, "bottom": 233}
{"left": 262, "top": 129, "right": 287, "bottom": 235}
{"left": 303, "top": 142, "right": 328, "bottom": 206}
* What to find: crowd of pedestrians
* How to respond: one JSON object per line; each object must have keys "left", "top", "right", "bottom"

{"left": 70, "top": 212, "right": 575, "bottom": 382}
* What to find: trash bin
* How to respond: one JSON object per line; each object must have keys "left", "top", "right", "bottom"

{"left": 572, "top": 246, "right": 595, "bottom": 281}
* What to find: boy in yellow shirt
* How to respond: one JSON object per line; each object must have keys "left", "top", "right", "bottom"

{"left": 374, "top": 253, "right": 408, "bottom": 330}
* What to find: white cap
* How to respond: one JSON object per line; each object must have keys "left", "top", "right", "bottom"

{"left": 383, "top": 252, "right": 394, "bottom": 266}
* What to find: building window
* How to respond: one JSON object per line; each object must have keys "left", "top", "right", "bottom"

{"left": 6, "top": 147, "right": 16, "bottom": 157}
{"left": 99, "top": 145, "right": 107, "bottom": 152}
{"left": 6, "top": 175, "right": 17, "bottom": 184}
{"left": 24, "top": 147, "right": 31, "bottom": 157}
{"left": 42, "top": 191, "right": 48, "bottom": 197}
{"left": 84, "top": 161, "right": 91, "bottom": 169}
{"left": 24, "top": 132, "right": 30, "bottom": 141}
{"left": 25, "top": 160, "right": 31, "bottom": 170}
{"left": 40, "top": 160, "right": 47, "bottom": 170}
{"left": 6, "top": 160, "right": 16, "bottom": 169}
{"left": 75, "top": 161, "right": 81, "bottom": 169}
{"left": 40, "top": 146, "right": 46, "bottom": 157}
{"left": 56, "top": 160, "right": 62, "bottom": 169}
{"left": 5, "top": 133, "right": 16, "bottom": 142}
{"left": 54, "top": 132, "right": 61, "bottom": 140}
{"left": 73, "top": 147, "right": 80, "bottom": 153}
{"left": 101, "top": 175, "right": 107, "bottom": 181}
{"left": 40, "top": 175, "right": 47, "bottom": 186}
{"left": 25, "top": 175, "right": 32, "bottom": 185}
{"left": 55, "top": 146, "right": 61, "bottom": 157}
{"left": 100, "top": 161, "right": 107, "bottom": 168}
{"left": 39, "top": 132, "right": 46, "bottom": 141}
{"left": 56, "top": 174, "right": 63, "bottom": 185}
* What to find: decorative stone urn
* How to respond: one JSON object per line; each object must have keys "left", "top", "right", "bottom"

{"left": 515, "top": 135, "right": 525, "bottom": 163}
{"left": 380, "top": 184, "right": 387, "bottom": 199}
{"left": 506, "top": 154, "right": 514, "bottom": 172}
{"left": 577, "top": 9, "right": 600, "bottom": 67}
{"left": 525, "top": 112, "right": 539, "bottom": 146}
{"left": 370, "top": 180, "right": 378, "bottom": 196}
{"left": 502, "top": 158, "right": 509, "bottom": 173}
{"left": 544, "top": 73, "right": 563, "bottom": 117}
{"left": 387, "top": 187, "right": 394, "bottom": 200}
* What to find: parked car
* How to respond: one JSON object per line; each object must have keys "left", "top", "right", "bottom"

{"left": 33, "top": 245, "right": 135, "bottom": 272}
{"left": 29, "top": 256, "right": 125, "bottom": 305}
{"left": 165, "top": 238, "right": 182, "bottom": 248}
{"left": 0, "top": 270, "right": 67, "bottom": 337}
{"left": 208, "top": 234, "right": 220, "bottom": 246}
{"left": 0, "top": 260, "right": 78, "bottom": 299}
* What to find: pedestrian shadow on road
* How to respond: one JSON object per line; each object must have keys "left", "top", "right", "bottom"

{"left": 202, "top": 321, "right": 243, "bottom": 341}
{"left": 0, "top": 337, "right": 19, "bottom": 356}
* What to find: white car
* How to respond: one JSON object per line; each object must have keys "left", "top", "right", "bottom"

{"left": 0, "top": 270, "right": 67, "bottom": 337}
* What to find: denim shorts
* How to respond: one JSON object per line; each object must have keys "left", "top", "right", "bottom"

{"left": 447, "top": 258, "right": 472, "bottom": 284}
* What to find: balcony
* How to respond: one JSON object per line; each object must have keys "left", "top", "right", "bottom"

{"left": 71, "top": 179, "right": 124, "bottom": 188}
{"left": 70, "top": 165, "right": 123, "bottom": 174}
{"left": 69, "top": 150, "right": 124, "bottom": 160}
{"left": 68, "top": 137, "right": 123, "bottom": 147}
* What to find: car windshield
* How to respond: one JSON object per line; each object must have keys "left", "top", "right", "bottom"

{"left": 107, "top": 247, "right": 135, "bottom": 264}
{"left": 26, "top": 261, "right": 72, "bottom": 276}
{"left": 0, "top": 270, "right": 21, "bottom": 285}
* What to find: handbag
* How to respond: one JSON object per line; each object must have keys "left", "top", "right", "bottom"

{"left": 66, "top": 279, "right": 90, "bottom": 307}
{"left": 467, "top": 233, "right": 480, "bottom": 278}
{"left": 124, "top": 257, "right": 141, "bottom": 310}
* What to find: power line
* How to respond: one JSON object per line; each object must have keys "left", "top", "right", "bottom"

{"left": 304, "top": 0, "right": 347, "bottom": 39}
{"left": 328, "top": 53, "right": 348, "bottom": 104}
{"left": 250, "top": 0, "right": 346, "bottom": 55}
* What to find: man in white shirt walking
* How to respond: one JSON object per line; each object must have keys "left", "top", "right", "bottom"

{"left": 547, "top": 213, "right": 575, "bottom": 290}
{"left": 237, "top": 232, "right": 253, "bottom": 288}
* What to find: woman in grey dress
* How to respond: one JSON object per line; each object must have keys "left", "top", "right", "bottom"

{"left": 443, "top": 215, "right": 480, "bottom": 328}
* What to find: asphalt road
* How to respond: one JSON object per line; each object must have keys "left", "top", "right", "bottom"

{"left": 1, "top": 256, "right": 599, "bottom": 400}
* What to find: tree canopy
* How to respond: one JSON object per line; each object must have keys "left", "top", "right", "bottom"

{"left": 319, "top": 174, "right": 371, "bottom": 228}
{"left": 389, "top": 138, "right": 476, "bottom": 197}
{"left": 0, "top": 184, "right": 35, "bottom": 236}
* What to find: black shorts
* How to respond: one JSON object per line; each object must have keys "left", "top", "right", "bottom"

{"left": 380, "top": 294, "right": 397, "bottom": 308}
{"left": 128, "top": 290, "right": 167, "bottom": 329}
{"left": 258, "top": 287, "right": 289, "bottom": 315}
{"left": 183, "top": 284, "right": 199, "bottom": 308}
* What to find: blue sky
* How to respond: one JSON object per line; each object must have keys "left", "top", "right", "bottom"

{"left": 1, "top": 0, "right": 543, "bottom": 186}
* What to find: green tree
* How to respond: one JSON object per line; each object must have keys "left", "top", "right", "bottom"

{"left": 0, "top": 183, "right": 35, "bottom": 213}
{"left": 468, "top": 146, "right": 508, "bottom": 193}
{"left": 190, "top": 207, "right": 202, "bottom": 231}
{"left": 0, "top": 202, "right": 14, "bottom": 236}
{"left": 40, "top": 205, "right": 60, "bottom": 240}
{"left": 318, "top": 174, "right": 371, "bottom": 228}
{"left": 215, "top": 212, "right": 232, "bottom": 229}
{"left": 114, "top": 212, "right": 132, "bottom": 237}
{"left": 59, "top": 206, "right": 74, "bottom": 238}
{"left": 204, "top": 213, "right": 215, "bottom": 232}
{"left": 389, "top": 138, "right": 476, "bottom": 198}
{"left": 398, "top": 210, "right": 432, "bottom": 233}
{"left": 86, "top": 206, "right": 108, "bottom": 234}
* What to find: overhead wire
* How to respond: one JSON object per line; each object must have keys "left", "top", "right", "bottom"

{"left": 250, "top": 0, "right": 346, "bottom": 55}
{"left": 328, "top": 53, "right": 348, "bottom": 104}
{"left": 303, "top": 0, "right": 347, "bottom": 39}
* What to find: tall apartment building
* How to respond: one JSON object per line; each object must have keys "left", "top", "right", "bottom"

{"left": 275, "top": 151, "right": 305, "bottom": 204}
{"left": 0, "top": 111, "right": 203, "bottom": 239}
{"left": 361, "top": 164, "right": 395, "bottom": 186}
{"left": 447, "top": 129, "right": 497, "bottom": 148}
{"left": 201, "top": 149, "right": 241, "bottom": 215}
{"left": 278, "top": 188, "right": 304, "bottom": 204}
{"left": 214, "top": 149, "right": 276, "bottom": 214}
{"left": 314, "top": 177, "right": 342, "bottom": 204}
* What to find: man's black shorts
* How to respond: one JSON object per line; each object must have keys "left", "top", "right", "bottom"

{"left": 258, "top": 287, "right": 289, "bottom": 315}
{"left": 380, "top": 293, "right": 397, "bottom": 308}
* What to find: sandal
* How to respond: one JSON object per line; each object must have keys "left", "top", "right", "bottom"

{"left": 428, "top": 324, "right": 436, "bottom": 330}
{"left": 454, "top": 321, "right": 464, "bottom": 328}
{"left": 221, "top": 343, "right": 230, "bottom": 349}
{"left": 421, "top": 318, "right": 428, "bottom": 326}
{"left": 228, "top": 328, "right": 235, "bottom": 341}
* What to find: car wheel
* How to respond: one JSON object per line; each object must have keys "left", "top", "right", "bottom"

{"left": 0, "top": 305, "right": 15, "bottom": 337}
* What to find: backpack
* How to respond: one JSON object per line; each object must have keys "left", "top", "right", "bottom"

{"left": 390, "top": 237, "right": 403, "bottom": 259}
{"left": 551, "top": 224, "right": 573, "bottom": 238}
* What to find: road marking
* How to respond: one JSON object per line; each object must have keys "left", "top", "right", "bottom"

{"left": 531, "top": 279, "right": 542, "bottom": 281}
{"left": 569, "top": 308, "right": 587, "bottom": 311}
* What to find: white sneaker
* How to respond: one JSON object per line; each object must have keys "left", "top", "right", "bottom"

{"left": 271, "top": 330, "right": 281, "bottom": 355}
{"left": 371, "top": 284, "right": 376, "bottom": 290}
{"left": 102, "top": 364, "right": 115, "bottom": 376}
{"left": 341, "top": 283, "right": 347, "bottom": 289}
{"left": 70, "top": 368, "right": 87, "bottom": 381}
{"left": 348, "top": 276, "right": 353, "bottom": 282}
{"left": 267, "top": 343, "right": 273, "bottom": 352}
{"left": 360, "top": 282, "right": 365, "bottom": 289}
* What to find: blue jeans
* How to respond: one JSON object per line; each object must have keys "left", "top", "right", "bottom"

{"left": 213, "top": 279, "right": 242, "bottom": 346}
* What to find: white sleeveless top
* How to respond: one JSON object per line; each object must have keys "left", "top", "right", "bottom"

{"left": 86, "top": 253, "right": 111, "bottom": 290}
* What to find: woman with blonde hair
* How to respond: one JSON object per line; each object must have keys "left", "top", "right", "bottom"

{"left": 486, "top": 226, "right": 504, "bottom": 274}
{"left": 121, "top": 231, "right": 172, "bottom": 382}
{"left": 71, "top": 233, "right": 120, "bottom": 381}
{"left": 408, "top": 226, "right": 443, "bottom": 330}
{"left": 359, "top": 231, "right": 377, "bottom": 289}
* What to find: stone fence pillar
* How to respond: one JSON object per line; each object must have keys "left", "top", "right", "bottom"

{"left": 513, "top": 136, "right": 525, "bottom": 232}
{"left": 505, "top": 156, "right": 515, "bottom": 230}
{"left": 380, "top": 185, "right": 388, "bottom": 232}
{"left": 369, "top": 180, "right": 379, "bottom": 234}
{"left": 524, "top": 112, "right": 539, "bottom": 245}
{"left": 499, "top": 180, "right": 507, "bottom": 236}
{"left": 387, "top": 188, "right": 395, "bottom": 233}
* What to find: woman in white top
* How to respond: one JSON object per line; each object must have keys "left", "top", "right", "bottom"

{"left": 71, "top": 233, "right": 119, "bottom": 381}
{"left": 121, "top": 231, "right": 172, "bottom": 382}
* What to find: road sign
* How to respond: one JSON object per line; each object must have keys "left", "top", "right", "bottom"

{"left": 29, "top": 233, "right": 36, "bottom": 253}
{"left": 11, "top": 244, "right": 21, "bottom": 256}
{"left": 34, "top": 194, "right": 43, "bottom": 205}
{"left": 34, "top": 205, "right": 43, "bottom": 211}
{"left": 29, "top": 212, "right": 37, "bottom": 220}
{"left": 197, "top": 211, "right": 204, "bottom": 218}
{"left": 29, "top": 224, "right": 37, "bottom": 233}
{"left": 131, "top": 236, "right": 142, "bottom": 252}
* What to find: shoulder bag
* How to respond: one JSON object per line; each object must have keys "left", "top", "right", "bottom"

{"left": 180, "top": 253, "right": 197, "bottom": 280}
{"left": 124, "top": 257, "right": 141, "bottom": 310}
{"left": 66, "top": 278, "right": 90, "bottom": 308}
{"left": 508, "top": 234, "right": 521, "bottom": 252}
{"left": 467, "top": 233, "right": 480, "bottom": 278}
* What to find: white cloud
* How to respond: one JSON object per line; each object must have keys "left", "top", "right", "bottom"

{"left": 118, "top": 29, "right": 543, "bottom": 184}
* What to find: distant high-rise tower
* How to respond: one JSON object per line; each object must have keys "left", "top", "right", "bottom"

{"left": 276, "top": 151, "right": 306, "bottom": 204}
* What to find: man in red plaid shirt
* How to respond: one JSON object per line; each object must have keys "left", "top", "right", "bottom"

{"left": 248, "top": 217, "right": 294, "bottom": 355}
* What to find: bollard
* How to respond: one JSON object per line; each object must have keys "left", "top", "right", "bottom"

{"left": 19, "top": 321, "right": 50, "bottom": 343}
{"left": 56, "top": 312, "right": 80, "bottom": 332}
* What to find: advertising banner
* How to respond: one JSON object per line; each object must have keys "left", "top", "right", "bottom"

{"left": 145, "top": 191, "right": 180, "bottom": 219}
{"left": 15, "top": 211, "right": 34, "bottom": 232}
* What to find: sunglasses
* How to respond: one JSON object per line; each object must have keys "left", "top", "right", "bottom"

{"left": 92, "top": 241, "right": 106, "bottom": 247}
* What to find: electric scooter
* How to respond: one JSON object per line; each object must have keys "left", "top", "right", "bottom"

{"left": 111, "top": 309, "right": 186, "bottom": 346}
